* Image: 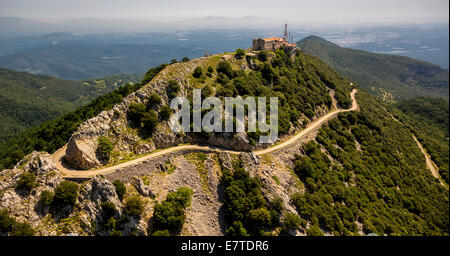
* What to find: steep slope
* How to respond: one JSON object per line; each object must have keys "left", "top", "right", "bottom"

{"left": 298, "top": 36, "right": 449, "bottom": 101}
{"left": 0, "top": 68, "right": 142, "bottom": 141}
{"left": 389, "top": 97, "right": 449, "bottom": 184}
{"left": 60, "top": 50, "right": 352, "bottom": 170}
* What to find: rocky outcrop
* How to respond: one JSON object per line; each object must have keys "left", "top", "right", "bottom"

{"left": 0, "top": 152, "right": 64, "bottom": 235}
{"left": 78, "top": 177, "right": 122, "bottom": 218}
{"left": 151, "top": 123, "right": 189, "bottom": 149}
{"left": 208, "top": 132, "right": 253, "bottom": 152}
{"left": 63, "top": 59, "right": 206, "bottom": 170}
{"left": 218, "top": 152, "right": 233, "bottom": 171}
{"left": 65, "top": 138, "right": 101, "bottom": 170}
{"left": 15, "top": 151, "right": 58, "bottom": 175}
{"left": 0, "top": 151, "right": 152, "bottom": 236}
{"left": 132, "top": 177, "right": 154, "bottom": 198}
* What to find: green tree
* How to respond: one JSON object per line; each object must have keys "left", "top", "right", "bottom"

{"left": 113, "top": 180, "right": 126, "bottom": 199}
{"left": 152, "top": 187, "right": 193, "bottom": 232}
{"left": 101, "top": 201, "right": 118, "bottom": 220}
{"left": 141, "top": 110, "right": 159, "bottom": 134}
{"left": 0, "top": 209, "right": 15, "bottom": 233}
{"left": 11, "top": 221, "right": 35, "bottom": 236}
{"left": 16, "top": 171, "right": 36, "bottom": 192}
{"left": 306, "top": 225, "right": 324, "bottom": 236}
{"left": 53, "top": 181, "right": 79, "bottom": 207}
{"left": 201, "top": 85, "right": 213, "bottom": 98}
{"left": 235, "top": 48, "right": 246, "bottom": 59}
{"left": 282, "top": 212, "right": 301, "bottom": 230}
{"left": 216, "top": 61, "right": 234, "bottom": 79}
{"left": 128, "top": 103, "right": 146, "bottom": 124}
{"left": 166, "top": 187, "right": 193, "bottom": 208}
{"left": 226, "top": 221, "right": 248, "bottom": 236}
{"left": 147, "top": 93, "right": 162, "bottom": 109}
{"left": 258, "top": 51, "right": 268, "bottom": 62}
{"left": 167, "top": 80, "right": 181, "bottom": 99}
{"left": 153, "top": 201, "right": 185, "bottom": 231}
{"left": 159, "top": 105, "right": 172, "bottom": 121}
{"left": 97, "top": 136, "right": 113, "bottom": 158}
{"left": 39, "top": 190, "right": 54, "bottom": 206}
{"left": 294, "top": 157, "right": 317, "bottom": 180}
{"left": 193, "top": 67, "right": 203, "bottom": 78}
{"left": 182, "top": 57, "right": 190, "bottom": 62}
{"left": 249, "top": 208, "right": 272, "bottom": 227}
{"left": 124, "top": 195, "right": 144, "bottom": 217}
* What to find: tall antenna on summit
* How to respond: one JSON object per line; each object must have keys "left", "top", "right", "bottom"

{"left": 283, "top": 22, "right": 288, "bottom": 40}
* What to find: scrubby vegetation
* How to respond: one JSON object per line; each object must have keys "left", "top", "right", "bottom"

{"left": 167, "top": 80, "right": 181, "bottom": 99}
{"left": 53, "top": 181, "right": 79, "bottom": 208}
{"left": 16, "top": 171, "right": 36, "bottom": 192}
{"left": 0, "top": 209, "right": 35, "bottom": 236}
{"left": 124, "top": 195, "right": 144, "bottom": 217}
{"left": 187, "top": 49, "right": 351, "bottom": 141}
{"left": 152, "top": 187, "right": 193, "bottom": 235}
{"left": 291, "top": 91, "right": 448, "bottom": 236}
{"left": 392, "top": 97, "right": 449, "bottom": 184}
{"left": 97, "top": 136, "right": 114, "bottom": 159}
{"left": 193, "top": 67, "right": 203, "bottom": 78}
{"left": 39, "top": 190, "right": 54, "bottom": 206}
{"left": 113, "top": 180, "right": 126, "bottom": 199}
{"left": 235, "top": 48, "right": 246, "bottom": 59}
{"left": 221, "top": 159, "right": 284, "bottom": 236}
{"left": 0, "top": 64, "right": 167, "bottom": 170}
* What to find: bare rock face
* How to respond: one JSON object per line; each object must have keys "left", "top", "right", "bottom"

{"left": 239, "top": 152, "right": 260, "bottom": 172}
{"left": 65, "top": 137, "right": 101, "bottom": 170}
{"left": 78, "top": 177, "right": 122, "bottom": 218}
{"left": 15, "top": 151, "right": 58, "bottom": 175}
{"left": 151, "top": 123, "right": 188, "bottom": 149}
{"left": 208, "top": 132, "right": 253, "bottom": 151}
{"left": 0, "top": 152, "right": 64, "bottom": 234}
{"left": 61, "top": 59, "right": 205, "bottom": 169}
{"left": 133, "top": 177, "right": 154, "bottom": 197}
{"left": 133, "top": 141, "right": 156, "bottom": 155}
{"left": 218, "top": 152, "right": 233, "bottom": 170}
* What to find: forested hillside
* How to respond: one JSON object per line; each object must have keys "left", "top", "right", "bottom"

{"left": 0, "top": 68, "right": 142, "bottom": 141}
{"left": 390, "top": 97, "right": 449, "bottom": 184}
{"left": 298, "top": 36, "right": 449, "bottom": 101}
{"left": 0, "top": 65, "right": 163, "bottom": 170}
{"left": 0, "top": 49, "right": 447, "bottom": 236}
{"left": 291, "top": 90, "right": 448, "bottom": 235}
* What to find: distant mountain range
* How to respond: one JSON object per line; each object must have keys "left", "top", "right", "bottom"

{"left": 0, "top": 68, "right": 142, "bottom": 141}
{"left": 1, "top": 17, "right": 448, "bottom": 80}
{"left": 298, "top": 36, "right": 449, "bottom": 101}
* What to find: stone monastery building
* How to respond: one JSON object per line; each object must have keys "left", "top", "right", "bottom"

{"left": 252, "top": 23, "right": 297, "bottom": 51}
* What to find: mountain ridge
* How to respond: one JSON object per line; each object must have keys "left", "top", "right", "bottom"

{"left": 298, "top": 35, "right": 449, "bottom": 101}
{"left": 0, "top": 49, "right": 447, "bottom": 237}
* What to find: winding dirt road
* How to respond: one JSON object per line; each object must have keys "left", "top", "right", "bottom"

{"left": 54, "top": 89, "right": 358, "bottom": 178}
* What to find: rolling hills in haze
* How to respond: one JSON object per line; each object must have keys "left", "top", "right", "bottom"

{"left": 0, "top": 68, "right": 142, "bottom": 141}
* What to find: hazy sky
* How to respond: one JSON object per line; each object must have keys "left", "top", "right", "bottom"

{"left": 0, "top": 0, "right": 448, "bottom": 24}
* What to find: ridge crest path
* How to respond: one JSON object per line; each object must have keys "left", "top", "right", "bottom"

{"left": 53, "top": 89, "right": 358, "bottom": 178}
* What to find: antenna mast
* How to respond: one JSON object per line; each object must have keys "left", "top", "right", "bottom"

{"left": 283, "top": 22, "right": 288, "bottom": 40}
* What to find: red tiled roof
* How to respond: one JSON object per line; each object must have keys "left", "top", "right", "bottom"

{"left": 263, "top": 37, "right": 284, "bottom": 42}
